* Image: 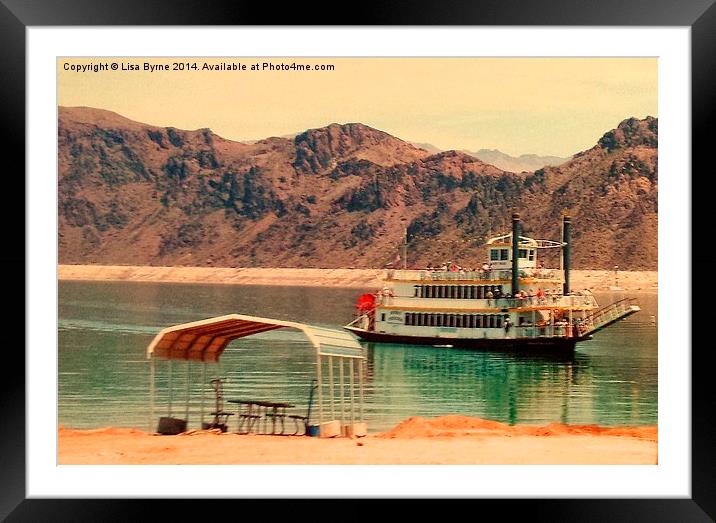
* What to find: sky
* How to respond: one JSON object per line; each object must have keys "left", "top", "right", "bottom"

{"left": 58, "top": 57, "right": 657, "bottom": 158}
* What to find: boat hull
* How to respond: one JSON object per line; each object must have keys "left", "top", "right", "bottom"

{"left": 344, "top": 326, "right": 588, "bottom": 352}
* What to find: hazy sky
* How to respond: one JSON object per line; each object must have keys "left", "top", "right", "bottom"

{"left": 58, "top": 57, "right": 657, "bottom": 157}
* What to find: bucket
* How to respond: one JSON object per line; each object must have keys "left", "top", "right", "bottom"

{"left": 307, "top": 425, "right": 320, "bottom": 437}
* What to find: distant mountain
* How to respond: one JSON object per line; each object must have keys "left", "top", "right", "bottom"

{"left": 58, "top": 107, "right": 657, "bottom": 269}
{"left": 464, "top": 149, "right": 570, "bottom": 173}
{"left": 409, "top": 142, "right": 443, "bottom": 154}
{"left": 410, "top": 142, "right": 569, "bottom": 172}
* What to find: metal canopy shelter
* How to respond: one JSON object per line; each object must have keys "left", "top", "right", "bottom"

{"left": 145, "top": 314, "right": 366, "bottom": 435}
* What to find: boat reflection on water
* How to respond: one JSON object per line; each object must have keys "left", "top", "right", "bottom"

{"left": 360, "top": 341, "right": 599, "bottom": 428}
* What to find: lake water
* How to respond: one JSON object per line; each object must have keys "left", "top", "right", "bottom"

{"left": 58, "top": 281, "right": 657, "bottom": 433}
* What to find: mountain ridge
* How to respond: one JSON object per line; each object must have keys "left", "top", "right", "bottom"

{"left": 58, "top": 107, "right": 657, "bottom": 269}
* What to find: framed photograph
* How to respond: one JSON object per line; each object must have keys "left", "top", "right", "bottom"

{"left": 6, "top": 0, "right": 711, "bottom": 519}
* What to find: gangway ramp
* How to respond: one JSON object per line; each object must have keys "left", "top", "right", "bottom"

{"left": 581, "top": 298, "right": 641, "bottom": 336}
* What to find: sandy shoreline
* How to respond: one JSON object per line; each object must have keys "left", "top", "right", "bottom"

{"left": 58, "top": 416, "right": 657, "bottom": 465}
{"left": 58, "top": 264, "right": 657, "bottom": 292}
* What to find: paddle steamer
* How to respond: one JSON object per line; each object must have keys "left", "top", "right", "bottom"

{"left": 344, "top": 214, "right": 640, "bottom": 352}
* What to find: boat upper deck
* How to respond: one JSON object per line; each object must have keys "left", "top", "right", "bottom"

{"left": 384, "top": 268, "right": 563, "bottom": 284}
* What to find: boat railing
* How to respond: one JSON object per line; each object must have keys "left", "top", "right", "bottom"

{"left": 386, "top": 269, "right": 562, "bottom": 282}
{"left": 513, "top": 324, "right": 571, "bottom": 339}
{"left": 579, "top": 298, "right": 641, "bottom": 335}
{"left": 378, "top": 293, "right": 599, "bottom": 308}
{"left": 504, "top": 294, "right": 599, "bottom": 309}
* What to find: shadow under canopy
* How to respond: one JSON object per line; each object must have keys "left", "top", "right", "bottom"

{"left": 145, "top": 314, "right": 367, "bottom": 437}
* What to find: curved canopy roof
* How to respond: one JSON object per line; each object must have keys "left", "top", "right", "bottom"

{"left": 146, "top": 314, "right": 364, "bottom": 363}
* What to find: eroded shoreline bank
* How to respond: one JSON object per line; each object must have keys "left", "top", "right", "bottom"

{"left": 58, "top": 265, "right": 657, "bottom": 292}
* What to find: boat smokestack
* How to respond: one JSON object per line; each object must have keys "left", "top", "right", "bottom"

{"left": 511, "top": 213, "right": 520, "bottom": 296}
{"left": 562, "top": 215, "right": 571, "bottom": 295}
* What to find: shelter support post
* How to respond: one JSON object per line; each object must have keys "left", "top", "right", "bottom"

{"left": 200, "top": 362, "right": 206, "bottom": 426}
{"left": 168, "top": 358, "right": 173, "bottom": 416}
{"left": 185, "top": 360, "right": 191, "bottom": 424}
{"left": 149, "top": 355, "right": 155, "bottom": 432}
{"left": 339, "top": 358, "right": 345, "bottom": 424}
{"left": 358, "top": 359, "right": 364, "bottom": 422}
{"left": 349, "top": 359, "right": 355, "bottom": 426}
{"left": 316, "top": 353, "right": 324, "bottom": 426}
{"left": 328, "top": 355, "right": 335, "bottom": 420}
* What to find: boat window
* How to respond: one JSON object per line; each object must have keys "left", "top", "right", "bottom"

{"left": 429, "top": 313, "right": 435, "bottom": 326}
{"left": 450, "top": 286, "right": 456, "bottom": 299}
{"left": 490, "top": 249, "right": 499, "bottom": 261}
{"left": 436, "top": 314, "right": 443, "bottom": 327}
{"left": 528, "top": 249, "right": 535, "bottom": 261}
{"left": 381, "top": 313, "right": 386, "bottom": 322}
{"left": 496, "top": 316, "right": 502, "bottom": 328}
{"left": 500, "top": 249, "right": 509, "bottom": 261}
{"left": 519, "top": 249, "right": 527, "bottom": 259}
{"left": 414, "top": 286, "right": 420, "bottom": 297}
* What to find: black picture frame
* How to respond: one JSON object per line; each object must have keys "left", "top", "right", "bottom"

{"left": 3, "top": 0, "right": 711, "bottom": 520}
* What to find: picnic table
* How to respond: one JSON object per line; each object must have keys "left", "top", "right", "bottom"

{"left": 228, "top": 399, "right": 295, "bottom": 435}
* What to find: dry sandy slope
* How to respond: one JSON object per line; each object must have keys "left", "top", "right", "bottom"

{"left": 58, "top": 416, "right": 657, "bottom": 465}
{"left": 58, "top": 265, "right": 657, "bottom": 292}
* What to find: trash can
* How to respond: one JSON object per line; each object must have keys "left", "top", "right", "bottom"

{"left": 307, "top": 425, "right": 320, "bottom": 437}
{"left": 157, "top": 416, "right": 187, "bottom": 435}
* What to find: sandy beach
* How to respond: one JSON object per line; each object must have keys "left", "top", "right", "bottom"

{"left": 58, "top": 265, "right": 657, "bottom": 292}
{"left": 58, "top": 415, "right": 657, "bottom": 465}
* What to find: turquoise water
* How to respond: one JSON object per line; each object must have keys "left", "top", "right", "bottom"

{"left": 58, "top": 281, "right": 657, "bottom": 432}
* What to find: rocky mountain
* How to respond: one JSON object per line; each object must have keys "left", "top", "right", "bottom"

{"left": 58, "top": 107, "right": 657, "bottom": 269}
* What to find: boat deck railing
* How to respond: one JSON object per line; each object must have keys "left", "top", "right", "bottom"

{"left": 376, "top": 293, "right": 599, "bottom": 309}
{"left": 386, "top": 269, "right": 562, "bottom": 282}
